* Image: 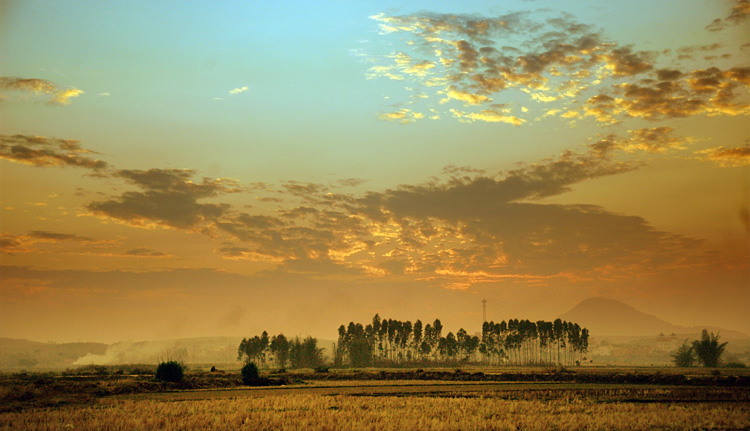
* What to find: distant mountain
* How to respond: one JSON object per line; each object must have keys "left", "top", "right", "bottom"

{"left": 559, "top": 297, "right": 747, "bottom": 338}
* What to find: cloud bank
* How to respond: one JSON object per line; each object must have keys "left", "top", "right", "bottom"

{"left": 367, "top": 10, "right": 750, "bottom": 127}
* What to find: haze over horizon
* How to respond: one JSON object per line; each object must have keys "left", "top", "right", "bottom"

{"left": 1, "top": 0, "right": 748, "bottom": 344}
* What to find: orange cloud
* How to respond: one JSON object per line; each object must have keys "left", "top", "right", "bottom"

{"left": 29, "top": 125, "right": 720, "bottom": 291}
{"left": 121, "top": 247, "right": 171, "bottom": 258}
{"left": 334, "top": 150, "right": 697, "bottom": 281}
{"left": 0, "top": 234, "right": 32, "bottom": 255}
{"left": 0, "top": 231, "right": 164, "bottom": 259}
{"left": 695, "top": 144, "right": 750, "bottom": 166}
{"left": 56, "top": 141, "right": 713, "bottom": 290}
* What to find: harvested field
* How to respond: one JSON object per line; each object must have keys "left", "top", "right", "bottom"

{"left": 2, "top": 368, "right": 749, "bottom": 430}
{"left": 2, "top": 386, "right": 749, "bottom": 431}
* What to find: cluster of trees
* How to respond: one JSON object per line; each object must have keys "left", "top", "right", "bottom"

{"left": 335, "top": 314, "right": 589, "bottom": 367}
{"left": 672, "top": 330, "right": 728, "bottom": 368}
{"left": 237, "top": 331, "right": 323, "bottom": 369}
{"left": 481, "top": 319, "right": 589, "bottom": 366}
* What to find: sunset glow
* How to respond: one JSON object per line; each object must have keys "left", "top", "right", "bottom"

{"left": 1, "top": 0, "right": 748, "bottom": 343}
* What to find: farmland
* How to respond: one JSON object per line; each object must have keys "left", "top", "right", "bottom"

{"left": 2, "top": 366, "right": 749, "bottom": 430}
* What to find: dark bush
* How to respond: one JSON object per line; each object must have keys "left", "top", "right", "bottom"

{"left": 241, "top": 362, "right": 260, "bottom": 385}
{"left": 155, "top": 360, "right": 184, "bottom": 382}
{"left": 314, "top": 365, "right": 329, "bottom": 373}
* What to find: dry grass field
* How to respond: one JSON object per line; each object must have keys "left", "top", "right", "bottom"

{"left": 2, "top": 367, "right": 749, "bottom": 430}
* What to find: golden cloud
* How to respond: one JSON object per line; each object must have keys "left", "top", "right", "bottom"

{"left": 600, "top": 47, "right": 654, "bottom": 77}
{"left": 584, "top": 66, "right": 750, "bottom": 122}
{"left": 441, "top": 87, "right": 491, "bottom": 106}
{"left": 588, "top": 127, "right": 691, "bottom": 154}
{"left": 365, "top": 11, "right": 660, "bottom": 126}
{"left": 449, "top": 108, "right": 524, "bottom": 125}
{"left": 377, "top": 108, "right": 424, "bottom": 124}
{"left": 0, "top": 77, "right": 83, "bottom": 105}
{"left": 367, "top": 9, "right": 749, "bottom": 134}
{"left": 49, "top": 88, "right": 84, "bottom": 105}
{"left": 0, "top": 231, "right": 152, "bottom": 258}
{"left": 695, "top": 144, "right": 750, "bottom": 166}
{"left": 621, "top": 127, "right": 691, "bottom": 153}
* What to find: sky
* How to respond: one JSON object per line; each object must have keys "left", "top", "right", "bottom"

{"left": 1, "top": 0, "right": 749, "bottom": 344}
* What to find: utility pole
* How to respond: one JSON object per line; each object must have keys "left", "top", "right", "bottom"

{"left": 482, "top": 299, "right": 487, "bottom": 324}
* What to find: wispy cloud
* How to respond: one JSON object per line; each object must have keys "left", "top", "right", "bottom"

{"left": 1, "top": 230, "right": 175, "bottom": 259}
{"left": 121, "top": 247, "right": 171, "bottom": 258}
{"left": 590, "top": 127, "right": 693, "bottom": 154}
{"left": 706, "top": 0, "right": 750, "bottom": 31}
{"left": 0, "top": 77, "right": 83, "bottom": 105}
{"left": 377, "top": 108, "right": 424, "bottom": 124}
{"left": 0, "top": 230, "right": 138, "bottom": 257}
{"left": 229, "top": 86, "right": 248, "bottom": 95}
{"left": 0, "top": 134, "right": 108, "bottom": 170}
{"left": 449, "top": 108, "right": 524, "bottom": 125}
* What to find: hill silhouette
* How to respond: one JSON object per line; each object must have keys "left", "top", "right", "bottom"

{"left": 560, "top": 297, "right": 747, "bottom": 338}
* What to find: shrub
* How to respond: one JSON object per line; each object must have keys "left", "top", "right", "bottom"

{"left": 155, "top": 360, "right": 184, "bottom": 382}
{"left": 241, "top": 362, "right": 260, "bottom": 385}
{"left": 314, "top": 365, "right": 329, "bottom": 373}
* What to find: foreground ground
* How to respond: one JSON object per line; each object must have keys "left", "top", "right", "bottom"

{"left": 2, "top": 367, "right": 749, "bottom": 430}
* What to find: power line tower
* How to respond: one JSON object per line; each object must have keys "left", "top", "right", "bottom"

{"left": 482, "top": 299, "right": 487, "bottom": 324}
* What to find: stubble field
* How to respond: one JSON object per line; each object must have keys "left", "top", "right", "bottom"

{"left": 2, "top": 367, "right": 749, "bottom": 430}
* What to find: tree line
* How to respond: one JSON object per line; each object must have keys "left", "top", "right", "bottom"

{"left": 334, "top": 315, "right": 589, "bottom": 367}
{"left": 237, "top": 331, "right": 324, "bottom": 369}
{"left": 240, "top": 321, "right": 737, "bottom": 370}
